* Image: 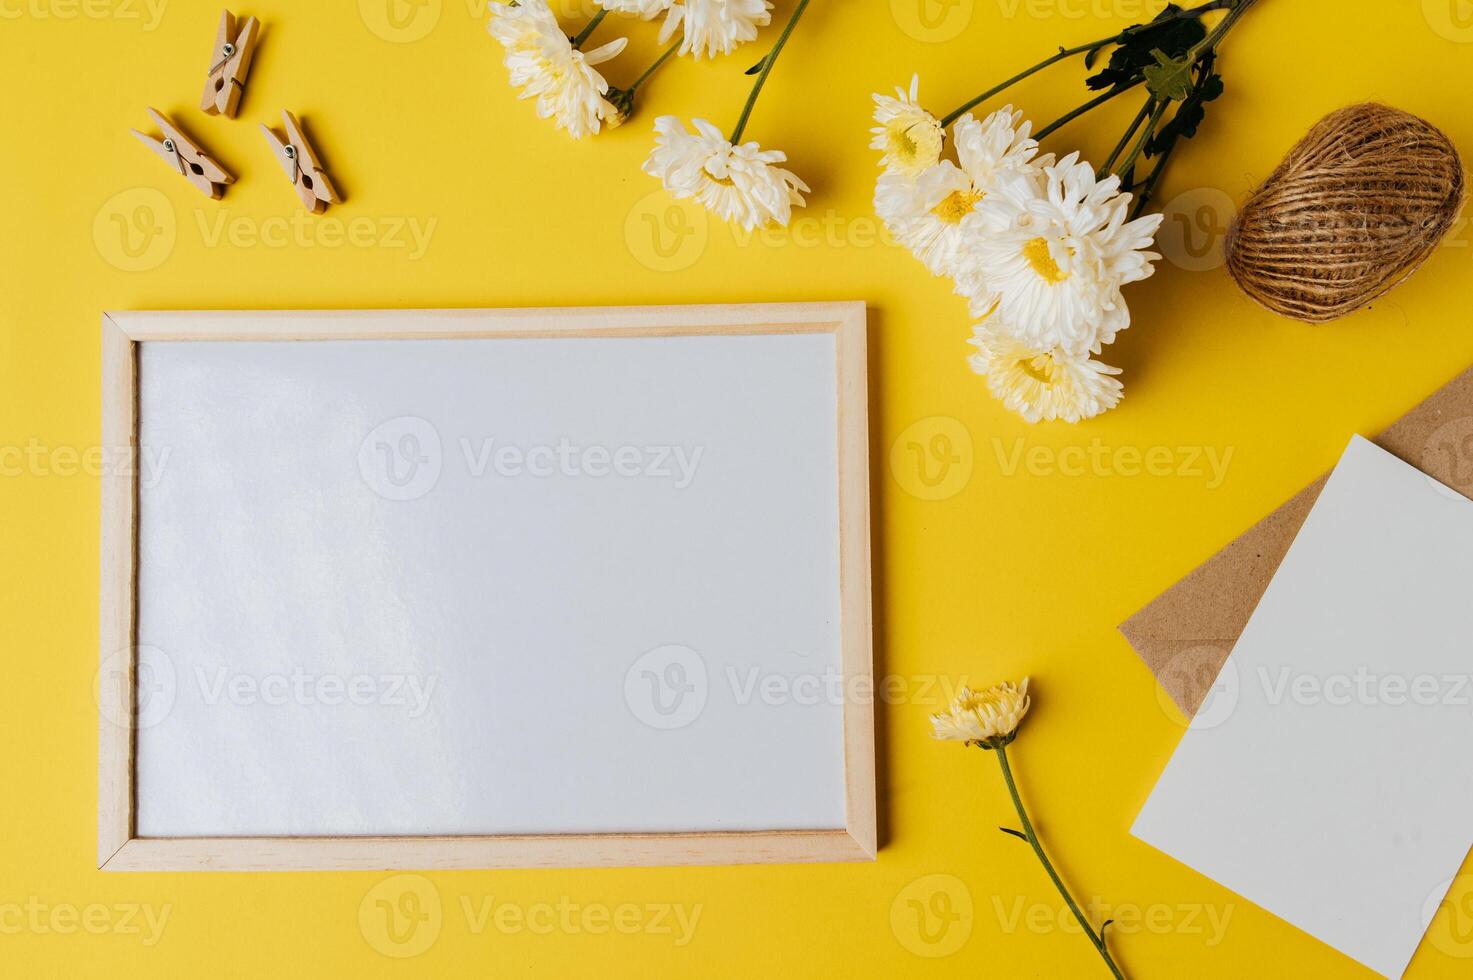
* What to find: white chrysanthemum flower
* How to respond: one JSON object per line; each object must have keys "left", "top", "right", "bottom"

{"left": 659, "top": 0, "right": 772, "bottom": 59}
{"left": 870, "top": 75, "right": 944, "bottom": 176}
{"left": 970, "top": 151, "right": 1164, "bottom": 355}
{"left": 596, "top": 0, "right": 672, "bottom": 17}
{"left": 930, "top": 679, "right": 1031, "bottom": 747}
{"left": 968, "top": 322, "right": 1122, "bottom": 423}
{"left": 875, "top": 106, "right": 1044, "bottom": 278}
{"left": 643, "top": 116, "right": 809, "bottom": 229}
{"left": 489, "top": 0, "right": 628, "bottom": 139}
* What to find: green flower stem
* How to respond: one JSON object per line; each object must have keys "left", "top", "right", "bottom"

{"left": 730, "top": 0, "right": 813, "bottom": 144}
{"left": 1186, "top": 0, "right": 1259, "bottom": 62}
{"left": 1111, "top": 97, "right": 1168, "bottom": 183}
{"left": 1108, "top": 0, "right": 1258, "bottom": 195}
{"left": 938, "top": 36, "right": 1115, "bottom": 130}
{"left": 1031, "top": 77, "right": 1144, "bottom": 143}
{"left": 571, "top": 8, "right": 607, "bottom": 49}
{"left": 995, "top": 744, "right": 1126, "bottom": 980}
{"left": 630, "top": 39, "right": 681, "bottom": 93}
{"left": 1098, "top": 96, "right": 1154, "bottom": 178}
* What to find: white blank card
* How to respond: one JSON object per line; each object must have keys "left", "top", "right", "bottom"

{"left": 1133, "top": 435, "right": 1473, "bottom": 978}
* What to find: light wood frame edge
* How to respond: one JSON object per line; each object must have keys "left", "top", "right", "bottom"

{"left": 99, "top": 303, "right": 875, "bottom": 872}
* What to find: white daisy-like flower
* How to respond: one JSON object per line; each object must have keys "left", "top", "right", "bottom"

{"left": 659, "top": 0, "right": 772, "bottom": 59}
{"left": 488, "top": 0, "right": 628, "bottom": 139}
{"left": 643, "top": 116, "right": 809, "bottom": 229}
{"left": 968, "top": 322, "right": 1122, "bottom": 423}
{"left": 874, "top": 106, "right": 1045, "bottom": 279}
{"left": 870, "top": 75, "right": 944, "bottom": 176}
{"left": 596, "top": 0, "right": 672, "bottom": 16}
{"left": 970, "top": 151, "right": 1164, "bottom": 355}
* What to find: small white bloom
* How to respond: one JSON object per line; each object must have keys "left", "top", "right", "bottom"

{"left": 596, "top": 0, "right": 672, "bottom": 16}
{"left": 659, "top": 0, "right": 772, "bottom": 59}
{"left": 970, "top": 151, "right": 1164, "bottom": 355}
{"left": 968, "top": 322, "right": 1122, "bottom": 423}
{"left": 875, "top": 105, "right": 1044, "bottom": 279}
{"left": 489, "top": 0, "right": 629, "bottom": 139}
{"left": 870, "top": 75, "right": 944, "bottom": 176}
{"left": 642, "top": 116, "right": 809, "bottom": 229}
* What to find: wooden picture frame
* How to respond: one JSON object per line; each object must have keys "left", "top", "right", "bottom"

{"left": 98, "top": 303, "right": 874, "bottom": 872}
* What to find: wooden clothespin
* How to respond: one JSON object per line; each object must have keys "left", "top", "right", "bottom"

{"left": 131, "top": 108, "right": 234, "bottom": 199}
{"left": 200, "top": 10, "right": 260, "bottom": 118}
{"left": 261, "top": 111, "right": 341, "bottom": 214}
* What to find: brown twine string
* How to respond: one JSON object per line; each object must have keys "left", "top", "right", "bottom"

{"left": 1225, "top": 103, "right": 1467, "bottom": 323}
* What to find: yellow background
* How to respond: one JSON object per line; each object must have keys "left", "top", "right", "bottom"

{"left": 3, "top": 0, "right": 1473, "bottom": 975}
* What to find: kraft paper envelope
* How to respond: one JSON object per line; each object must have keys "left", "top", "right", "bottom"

{"left": 1120, "top": 363, "right": 1473, "bottom": 716}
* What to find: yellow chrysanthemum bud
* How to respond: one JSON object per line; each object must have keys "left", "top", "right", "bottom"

{"left": 930, "top": 678, "right": 1031, "bottom": 749}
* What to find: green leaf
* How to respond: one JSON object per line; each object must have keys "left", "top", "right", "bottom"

{"left": 1146, "top": 58, "right": 1224, "bottom": 156}
{"left": 1085, "top": 3, "right": 1205, "bottom": 91}
{"left": 744, "top": 55, "right": 768, "bottom": 75}
{"left": 999, "top": 827, "right": 1027, "bottom": 841}
{"left": 1143, "top": 48, "right": 1194, "bottom": 101}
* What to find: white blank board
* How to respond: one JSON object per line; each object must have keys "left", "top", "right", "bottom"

{"left": 1133, "top": 436, "right": 1473, "bottom": 978}
{"left": 134, "top": 332, "right": 847, "bottom": 838}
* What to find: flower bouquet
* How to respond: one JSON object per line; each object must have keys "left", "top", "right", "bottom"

{"left": 873, "top": 0, "right": 1259, "bottom": 422}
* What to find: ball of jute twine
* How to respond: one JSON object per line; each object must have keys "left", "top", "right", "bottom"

{"left": 1225, "top": 103, "right": 1466, "bottom": 323}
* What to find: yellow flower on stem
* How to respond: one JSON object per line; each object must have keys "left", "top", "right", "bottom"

{"left": 934, "top": 678, "right": 1127, "bottom": 979}
{"left": 929, "top": 678, "right": 1031, "bottom": 748}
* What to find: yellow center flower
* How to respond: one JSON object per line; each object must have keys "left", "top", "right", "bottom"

{"left": 1013, "top": 350, "right": 1064, "bottom": 385}
{"left": 1022, "top": 236, "right": 1070, "bottom": 284}
{"left": 932, "top": 188, "right": 984, "bottom": 225}
{"left": 931, "top": 678, "right": 1031, "bottom": 748}
{"left": 888, "top": 120, "right": 942, "bottom": 173}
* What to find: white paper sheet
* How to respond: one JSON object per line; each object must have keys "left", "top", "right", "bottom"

{"left": 134, "top": 334, "right": 847, "bottom": 838}
{"left": 1132, "top": 435, "right": 1473, "bottom": 978}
